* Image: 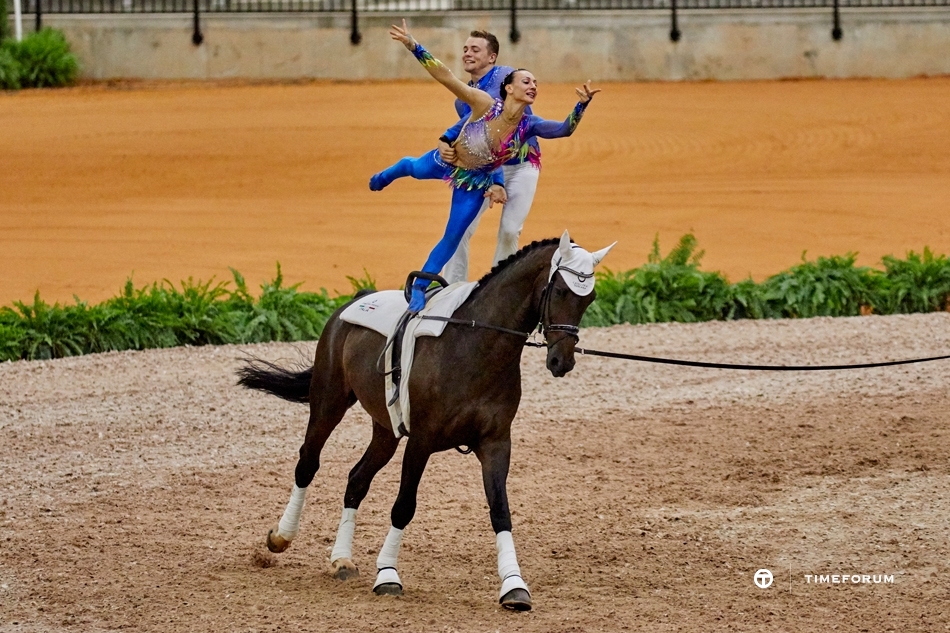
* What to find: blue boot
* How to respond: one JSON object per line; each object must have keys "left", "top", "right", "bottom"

{"left": 369, "top": 172, "right": 390, "bottom": 191}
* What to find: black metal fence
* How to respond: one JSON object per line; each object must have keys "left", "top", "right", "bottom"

{"left": 21, "top": 0, "right": 950, "bottom": 48}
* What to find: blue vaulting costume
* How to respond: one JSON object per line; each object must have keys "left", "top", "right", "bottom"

{"left": 370, "top": 43, "right": 592, "bottom": 312}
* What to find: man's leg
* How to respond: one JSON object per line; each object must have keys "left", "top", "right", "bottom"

{"left": 492, "top": 163, "right": 540, "bottom": 265}
{"left": 442, "top": 197, "right": 490, "bottom": 284}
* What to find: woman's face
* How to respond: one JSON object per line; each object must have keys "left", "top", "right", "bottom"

{"left": 507, "top": 71, "right": 538, "bottom": 104}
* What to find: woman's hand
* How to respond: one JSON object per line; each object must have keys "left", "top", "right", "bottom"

{"left": 389, "top": 19, "right": 416, "bottom": 51}
{"left": 575, "top": 80, "right": 601, "bottom": 104}
{"left": 485, "top": 185, "right": 508, "bottom": 208}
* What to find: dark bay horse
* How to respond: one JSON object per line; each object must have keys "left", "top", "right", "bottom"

{"left": 237, "top": 231, "right": 614, "bottom": 610}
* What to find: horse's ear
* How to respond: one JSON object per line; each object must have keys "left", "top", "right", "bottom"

{"left": 558, "top": 230, "right": 572, "bottom": 260}
{"left": 591, "top": 242, "right": 617, "bottom": 267}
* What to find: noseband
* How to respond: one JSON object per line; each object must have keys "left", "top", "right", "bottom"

{"left": 537, "top": 265, "right": 589, "bottom": 347}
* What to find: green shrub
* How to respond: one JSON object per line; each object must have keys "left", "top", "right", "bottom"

{"left": 0, "top": 266, "right": 360, "bottom": 361}
{"left": 10, "top": 28, "right": 78, "bottom": 88}
{"left": 877, "top": 247, "right": 950, "bottom": 314}
{"left": 0, "top": 44, "right": 21, "bottom": 90}
{"left": 581, "top": 234, "right": 733, "bottom": 327}
{"left": 755, "top": 253, "right": 883, "bottom": 318}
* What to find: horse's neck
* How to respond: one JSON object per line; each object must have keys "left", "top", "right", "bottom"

{"left": 460, "top": 247, "right": 551, "bottom": 336}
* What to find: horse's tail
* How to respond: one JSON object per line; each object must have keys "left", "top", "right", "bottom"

{"left": 237, "top": 358, "right": 313, "bottom": 404}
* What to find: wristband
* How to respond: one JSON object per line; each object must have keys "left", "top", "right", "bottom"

{"left": 439, "top": 135, "right": 452, "bottom": 145}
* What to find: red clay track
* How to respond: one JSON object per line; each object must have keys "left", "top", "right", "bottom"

{"left": 2, "top": 78, "right": 949, "bottom": 305}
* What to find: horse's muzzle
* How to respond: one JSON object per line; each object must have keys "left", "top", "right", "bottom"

{"left": 546, "top": 338, "right": 577, "bottom": 377}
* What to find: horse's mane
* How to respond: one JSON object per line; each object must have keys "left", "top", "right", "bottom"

{"left": 475, "top": 237, "right": 561, "bottom": 287}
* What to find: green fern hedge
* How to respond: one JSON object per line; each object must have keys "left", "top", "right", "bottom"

{"left": 3, "top": 238, "right": 950, "bottom": 362}
{"left": 0, "top": 28, "right": 78, "bottom": 90}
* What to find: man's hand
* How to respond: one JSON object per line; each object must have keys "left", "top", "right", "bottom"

{"left": 438, "top": 140, "right": 457, "bottom": 164}
{"left": 485, "top": 185, "right": 507, "bottom": 208}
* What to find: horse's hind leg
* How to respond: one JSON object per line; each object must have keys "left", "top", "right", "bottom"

{"left": 328, "top": 420, "right": 400, "bottom": 580}
{"left": 266, "top": 356, "right": 356, "bottom": 553}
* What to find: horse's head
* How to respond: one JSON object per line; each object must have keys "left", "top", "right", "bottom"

{"left": 541, "top": 231, "right": 615, "bottom": 377}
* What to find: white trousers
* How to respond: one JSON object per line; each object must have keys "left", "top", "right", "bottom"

{"left": 442, "top": 162, "right": 541, "bottom": 284}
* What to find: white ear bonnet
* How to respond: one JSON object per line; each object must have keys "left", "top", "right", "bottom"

{"left": 548, "top": 230, "right": 616, "bottom": 297}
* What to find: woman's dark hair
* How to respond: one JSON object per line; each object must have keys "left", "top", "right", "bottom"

{"left": 500, "top": 69, "right": 530, "bottom": 101}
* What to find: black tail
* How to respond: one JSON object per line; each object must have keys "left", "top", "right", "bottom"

{"left": 237, "top": 358, "right": 313, "bottom": 404}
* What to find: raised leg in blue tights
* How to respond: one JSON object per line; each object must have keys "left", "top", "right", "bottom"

{"left": 369, "top": 150, "right": 447, "bottom": 191}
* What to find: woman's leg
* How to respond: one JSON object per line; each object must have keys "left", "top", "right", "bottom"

{"left": 409, "top": 187, "right": 486, "bottom": 312}
{"left": 370, "top": 150, "right": 446, "bottom": 191}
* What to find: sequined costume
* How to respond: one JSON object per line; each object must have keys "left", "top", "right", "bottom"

{"left": 442, "top": 65, "right": 540, "bottom": 284}
{"left": 370, "top": 43, "right": 592, "bottom": 312}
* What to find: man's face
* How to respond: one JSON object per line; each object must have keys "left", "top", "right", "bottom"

{"left": 462, "top": 37, "right": 497, "bottom": 76}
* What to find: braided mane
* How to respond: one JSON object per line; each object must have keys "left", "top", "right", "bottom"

{"left": 475, "top": 237, "right": 561, "bottom": 287}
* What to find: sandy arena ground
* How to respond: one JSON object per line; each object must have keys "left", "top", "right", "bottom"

{"left": 1, "top": 78, "right": 950, "bottom": 305}
{"left": 2, "top": 78, "right": 950, "bottom": 631}
{"left": 1, "top": 313, "right": 949, "bottom": 631}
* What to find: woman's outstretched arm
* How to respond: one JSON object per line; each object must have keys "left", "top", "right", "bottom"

{"left": 390, "top": 20, "right": 494, "bottom": 114}
{"left": 527, "top": 80, "right": 602, "bottom": 139}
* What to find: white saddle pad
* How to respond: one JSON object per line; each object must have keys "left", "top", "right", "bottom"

{"left": 339, "top": 281, "right": 479, "bottom": 437}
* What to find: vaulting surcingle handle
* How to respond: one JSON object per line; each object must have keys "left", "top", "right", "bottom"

{"left": 404, "top": 271, "right": 450, "bottom": 304}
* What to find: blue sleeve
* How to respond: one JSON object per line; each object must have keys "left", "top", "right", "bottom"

{"left": 442, "top": 116, "right": 466, "bottom": 143}
{"left": 455, "top": 98, "right": 472, "bottom": 120}
{"left": 491, "top": 168, "right": 505, "bottom": 188}
{"left": 526, "top": 101, "right": 590, "bottom": 140}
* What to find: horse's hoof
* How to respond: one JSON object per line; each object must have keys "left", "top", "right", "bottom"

{"left": 373, "top": 583, "right": 403, "bottom": 597}
{"left": 266, "top": 526, "right": 291, "bottom": 553}
{"left": 500, "top": 588, "right": 532, "bottom": 611}
{"left": 330, "top": 558, "right": 359, "bottom": 581}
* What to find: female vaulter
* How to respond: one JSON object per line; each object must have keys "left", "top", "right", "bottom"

{"left": 370, "top": 19, "right": 601, "bottom": 313}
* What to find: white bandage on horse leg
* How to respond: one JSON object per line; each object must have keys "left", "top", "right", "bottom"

{"left": 276, "top": 484, "right": 307, "bottom": 541}
{"left": 376, "top": 526, "right": 404, "bottom": 570}
{"left": 373, "top": 526, "right": 405, "bottom": 590}
{"left": 329, "top": 507, "right": 357, "bottom": 563}
{"left": 496, "top": 531, "right": 529, "bottom": 598}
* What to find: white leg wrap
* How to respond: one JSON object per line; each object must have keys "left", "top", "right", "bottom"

{"left": 374, "top": 526, "right": 405, "bottom": 589}
{"left": 496, "top": 531, "right": 529, "bottom": 598}
{"left": 276, "top": 484, "right": 307, "bottom": 540}
{"left": 330, "top": 507, "right": 357, "bottom": 563}
{"left": 376, "top": 526, "right": 404, "bottom": 570}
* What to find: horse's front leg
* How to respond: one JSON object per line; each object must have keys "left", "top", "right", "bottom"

{"left": 477, "top": 438, "right": 532, "bottom": 611}
{"left": 372, "top": 437, "right": 433, "bottom": 597}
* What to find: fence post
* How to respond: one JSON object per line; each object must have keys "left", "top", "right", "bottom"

{"left": 35, "top": 0, "right": 42, "bottom": 31}
{"left": 670, "top": 0, "right": 681, "bottom": 42}
{"left": 509, "top": 0, "right": 520, "bottom": 44}
{"left": 13, "top": 0, "right": 22, "bottom": 41}
{"left": 831, "top": 0, "right": 842, "bottom": 40}
{"left": 350, "top": 0, "right": 361, "bottom": 45}
{"left": 192, "top": 0, "right": 203, "bottom": 45}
